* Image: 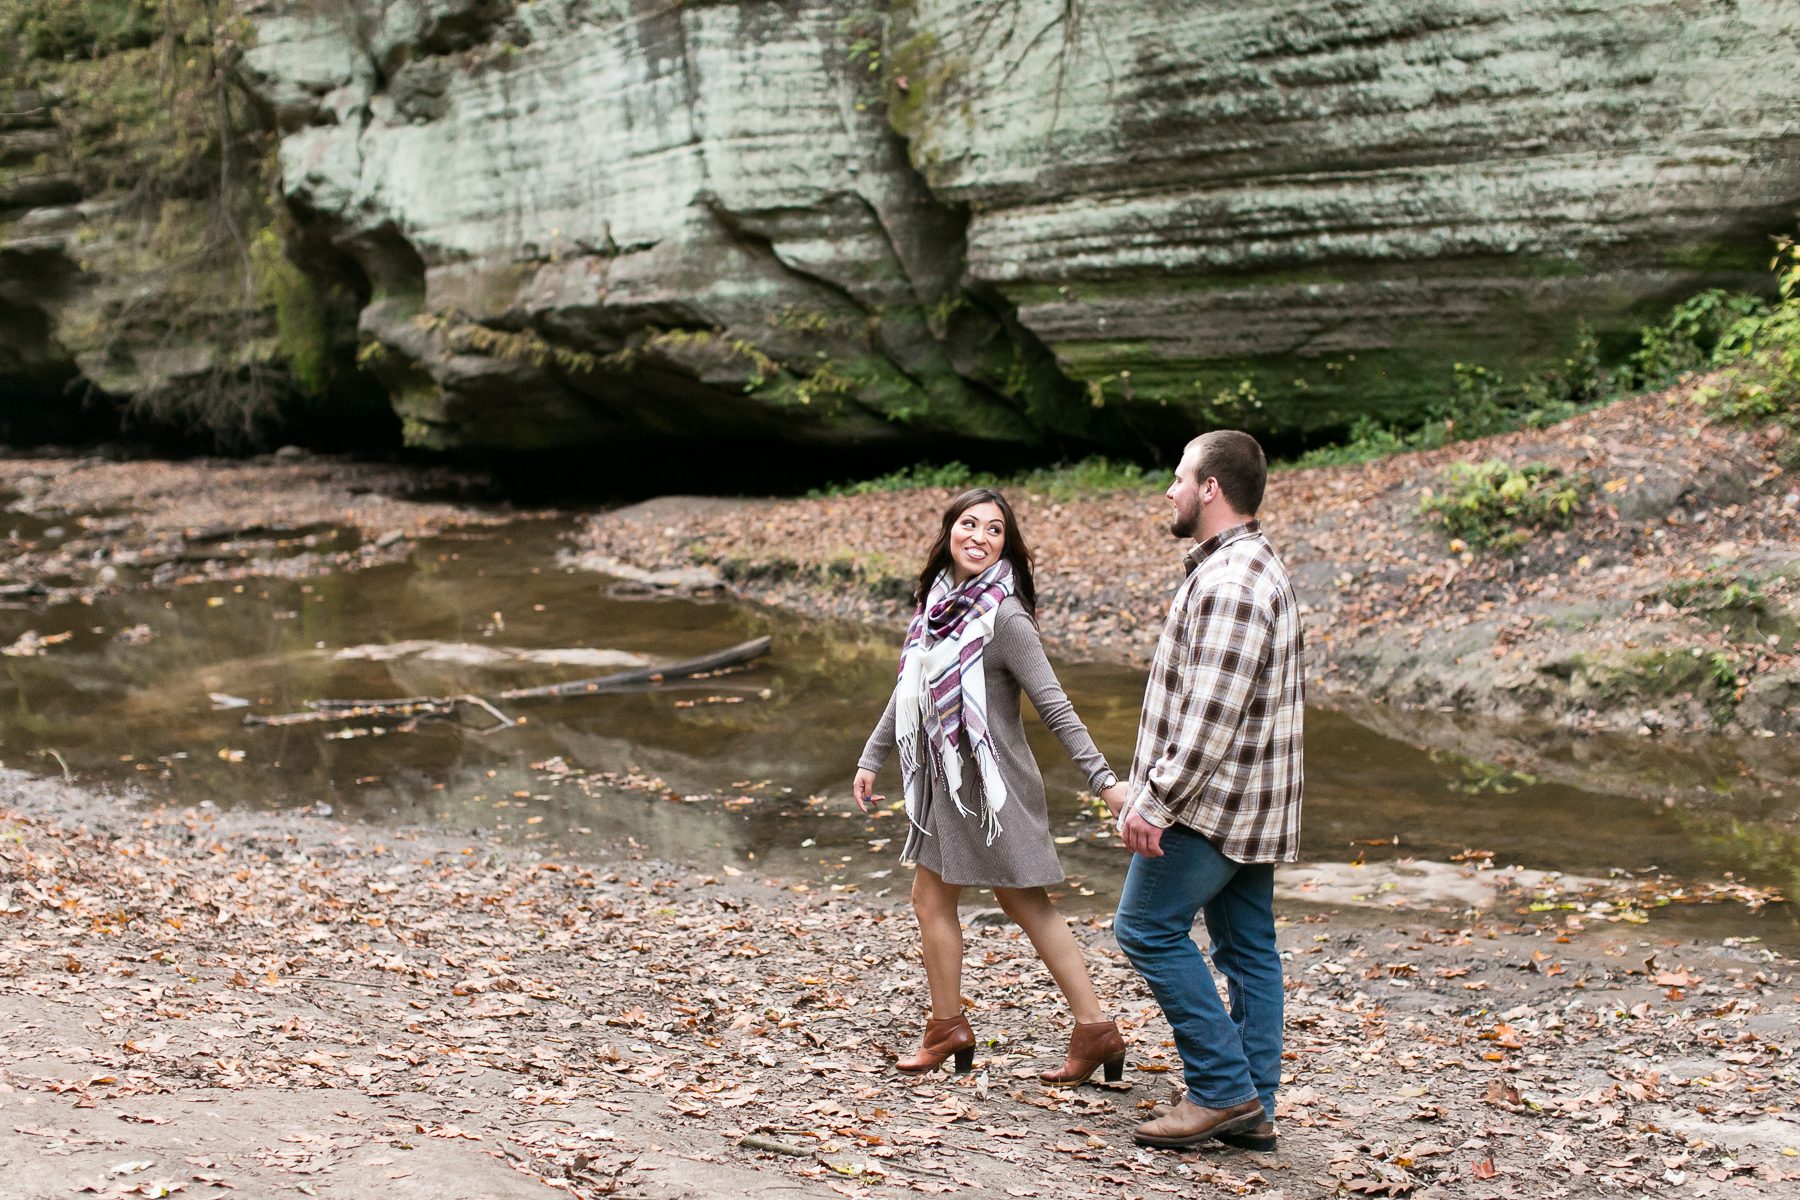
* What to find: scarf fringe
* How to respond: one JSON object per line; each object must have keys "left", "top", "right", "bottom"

{"left": 897, "top": 728, "right": 1005, "bottom": 846}
{"left": 973, "top": 738, "right": 1006, "bottom": 846}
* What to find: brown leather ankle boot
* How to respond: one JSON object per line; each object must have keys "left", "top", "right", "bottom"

{"left": 894, "top": 1014, "right": 975, "bottom": 1075}
{"left": 1038, "top": 1020, "right": 1126, "bottom": 1087}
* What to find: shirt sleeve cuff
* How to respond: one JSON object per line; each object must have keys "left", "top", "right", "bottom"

{"left": 1131, "top": 790, "right": 1176, "bottom": 829}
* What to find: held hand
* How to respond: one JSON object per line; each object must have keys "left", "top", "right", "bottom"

{"left": 1120, "top": 806, "right": 1165, "bottom": 858}
{"left": 1098, "top": 781, "right": 1129, "bottom": 818}
{"left": 852, "top": 768, "right": 883, "bottom": 814}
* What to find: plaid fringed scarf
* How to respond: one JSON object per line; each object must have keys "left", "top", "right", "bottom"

{"left": 893, "top": 558, "right": 1014, "bottom": 848}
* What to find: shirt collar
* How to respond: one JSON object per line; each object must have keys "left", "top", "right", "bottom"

{"left": 1184, "top": 519, "right": 1261, "bottom": 574}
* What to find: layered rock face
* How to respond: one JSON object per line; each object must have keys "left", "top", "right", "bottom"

{"left": 0, "top": 94, "right": 92, "bottom": 442}
{"left": 248, "top": 0, "right": 1096, "bottom": 453}
{"left": 895, "top": 0, "right": 1800, "bottom": 436}
{"left": 240, "top": 0, "right": 1800, "bottom": 453}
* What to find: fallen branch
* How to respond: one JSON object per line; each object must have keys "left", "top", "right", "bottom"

{"left": 494, "top": 635, "right": 772, "bottom": 699}
{"left": 242, "top": 636, "right": 773, "bottom": 729}
{"left": 249, "top": 701, "right": 451, "bottom": 727}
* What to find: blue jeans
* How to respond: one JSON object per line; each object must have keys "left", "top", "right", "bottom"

{"left": 1113, "top": 825, "right": 1282, "bottom": 1118}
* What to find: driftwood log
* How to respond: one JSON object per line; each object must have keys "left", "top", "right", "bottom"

{"left": 494, "top": 635, "right": 772, "bottom": 699}
{"left": 243, "top": 635, "right": 773, "bottom": 731}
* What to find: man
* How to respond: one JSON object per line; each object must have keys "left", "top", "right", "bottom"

{"left": 1111, "top": 430, "right": 1304, "bottom": 1152}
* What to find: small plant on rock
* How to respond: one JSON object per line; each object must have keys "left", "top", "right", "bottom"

{"left": 1649, "top": 571, "right": 1768, "bottom": 615}
{"left": 1694, "top": 234, "right": 1800, "bottom": 461}
{"left": 1420, "top": 460, "right": 1584, "bottom": 550}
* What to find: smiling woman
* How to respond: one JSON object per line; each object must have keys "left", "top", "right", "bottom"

{"left": 852, "top": 487, "right": 1132, "bottom": 1087}
{"left": 910, "top": 487, "right": 1039, "bottom": 616}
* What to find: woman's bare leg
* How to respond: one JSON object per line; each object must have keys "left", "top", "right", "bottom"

{"left": 912, "top": 866, "right": 966, "bottom": 1020}
{"left": 994, "top": 886, "right": 1106, "bottom": 1025}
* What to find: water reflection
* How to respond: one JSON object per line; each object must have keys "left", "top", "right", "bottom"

{"left": 1, "top": 519, "right": 1793, "bottom": 947}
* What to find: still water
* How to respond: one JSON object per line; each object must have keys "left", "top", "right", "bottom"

{"left": 2, "top": 519, "right": 1793, "bottom": 945}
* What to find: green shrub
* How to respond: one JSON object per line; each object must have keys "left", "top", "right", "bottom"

{"left": 1648, "top": 572, "right": 1768, "bottom": 615}
{"left": 1286, "top": 239, "right": 1800, "bottom": 472}
{"left": 810, "top": 461, "right": 994, "bottom": 497}
{"left": 11, "top": 0, "right": 161, "bottom": 62}
{"left": 1629, "top": 289, "right": 1771, "bottom": 387}
{"left": 1420, "top": 460, "right": 1584, "bottom": 550}
{"left": 1696, "top": 236, "right": 1800, "bottom": 442}
{"left": 1010, "top": 457, "right": 1173, "bottom": 501}
{"left": 1288, "top": 342, "right": 1612, "bottom": 471}
{"left": 1287, "top": 415, "right": 1409, "bottom": 469}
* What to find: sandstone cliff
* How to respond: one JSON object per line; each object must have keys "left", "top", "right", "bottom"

{"left": 894, "top": 0, "right": 1800, "bottom": 439}
{"left": 248, "top": 0, "right": 1101, "bottom": 454}
{"left": 7, "top": 0, "right": 1800, "bottom": 455}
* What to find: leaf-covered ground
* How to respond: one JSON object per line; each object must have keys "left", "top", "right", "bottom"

{"left": 3, "top": 775, "right": 1797, "bottom": 1200}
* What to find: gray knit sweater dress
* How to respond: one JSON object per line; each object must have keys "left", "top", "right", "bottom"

{"left": 858, "top": 596, "right": 1118, "bottom": 889}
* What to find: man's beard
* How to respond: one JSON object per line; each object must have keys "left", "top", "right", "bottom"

{"left": 1168, "top": 498, "right": 1200, "bottom": 539}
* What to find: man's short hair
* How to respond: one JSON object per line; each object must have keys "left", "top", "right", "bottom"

{"left": 1186, "top": 430, "right": 1267, "bottom": 515}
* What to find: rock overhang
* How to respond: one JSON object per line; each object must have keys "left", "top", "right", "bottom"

{"left": 233, "top": 0, "right": 1800, "bottom": 454}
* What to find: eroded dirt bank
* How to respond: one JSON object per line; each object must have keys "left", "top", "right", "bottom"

{"left": 0, "top": 452, "right": 534, "bottom": 606}
{"left": 2, "top": 776, "right": 1797, "bottom": 1200}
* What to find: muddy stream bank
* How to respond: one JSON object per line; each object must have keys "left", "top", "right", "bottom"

{"left": 0, "top": 456, "right": 1789, "bottom": 952}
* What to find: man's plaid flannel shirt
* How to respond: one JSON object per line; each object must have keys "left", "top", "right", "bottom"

{"left": 1125, "top": 520, "right": 1305, "bottom": 862}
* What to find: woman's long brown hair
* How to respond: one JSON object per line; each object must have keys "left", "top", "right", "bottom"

{"left": 914, "top": 487, "right": 1037, "bottom": 617}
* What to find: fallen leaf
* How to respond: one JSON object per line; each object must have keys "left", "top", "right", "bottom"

{"left": 426, "top": 1125, "right": 481, "bottom": 1140}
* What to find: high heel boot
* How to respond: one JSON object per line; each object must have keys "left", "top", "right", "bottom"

{"left": 894, "top": 1014, "right": 976, "bottom": 1075}
{"left": 1039, "top": 1019, "right": 1126, "bottom": 1087}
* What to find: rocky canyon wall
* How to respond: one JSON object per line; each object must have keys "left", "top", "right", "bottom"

{"left": 7, "top": 0, "right": 1800, "bottom": 457}
{"left": 246, "top": 0, "right": 1102, "bottom": 455}
{"left": 892, "top": 0, "right": 1800, "bottom": 441}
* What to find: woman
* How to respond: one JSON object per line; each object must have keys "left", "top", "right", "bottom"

{"left": 854, "top": 487, "right": 1132, "bottom": 1087}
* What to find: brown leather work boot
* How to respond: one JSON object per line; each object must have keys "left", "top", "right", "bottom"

{"left": 1219, "top": 1121, "right": 1278, "bottom": 1152}
{"left": 894, "top": 1014, "right": 975, "bottom": 1075}
{"left": 1039, "top": 1020, "right": 1126, "bottom": 1088}
{"left": 1149, "top": 1105, "right": 1279, "bottom": 1152}
{"left": 1133, "top": 1097, "right": 1265, "bottom": 1149}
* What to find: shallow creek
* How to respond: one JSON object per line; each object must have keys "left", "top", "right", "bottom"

{"left": 1, "top": 518, "right": 1793, "bottom": 949}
